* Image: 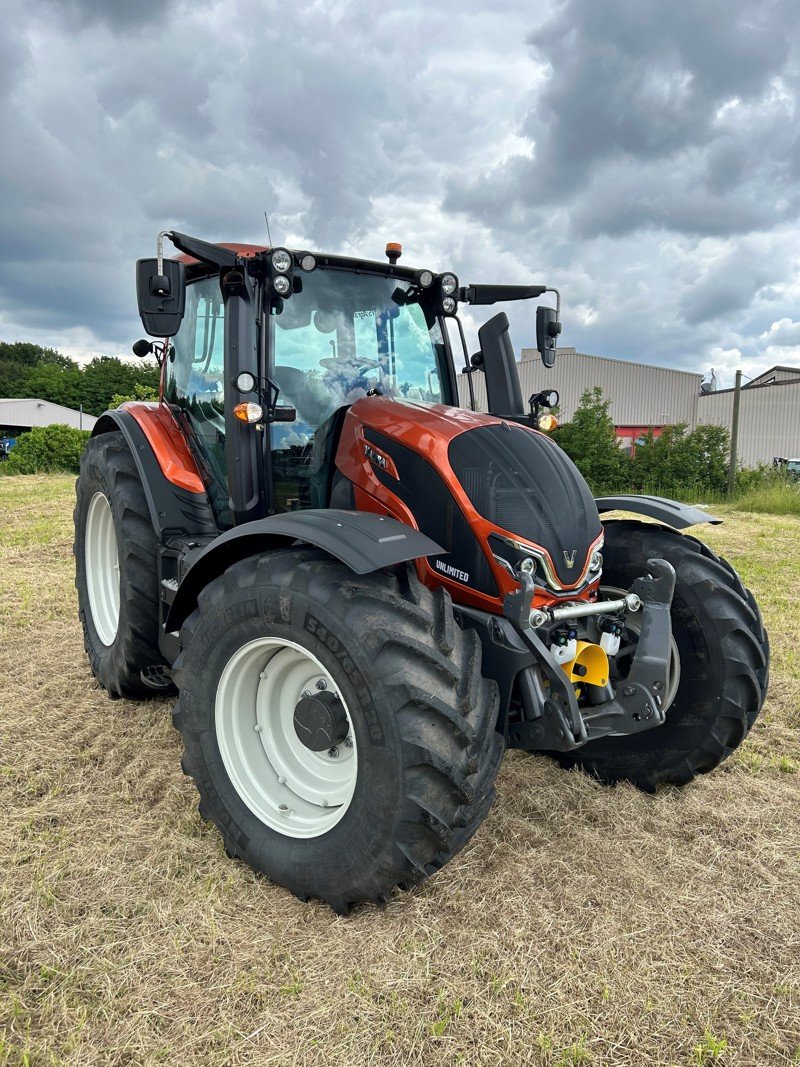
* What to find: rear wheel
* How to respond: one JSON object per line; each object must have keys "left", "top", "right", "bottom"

{"left": 554, "top": 521, "right": 769, "bottom": 791}
{"left": 172, "top": 549, "right": 502, "bottom": 912}
{"left": 74, "top": 432, "right": 166, "bottom": 699}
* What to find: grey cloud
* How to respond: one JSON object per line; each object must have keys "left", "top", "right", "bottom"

{"left": 0, "top": 0, "right": 798, "bottom": 388}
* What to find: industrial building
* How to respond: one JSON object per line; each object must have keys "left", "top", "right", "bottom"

{"left": 0, "top": 398, "right": 97, "bottom": 434}
{"left": 458, "top": 351, "right": 800, "bottom": 467}
{"left": 696, "top": 367, "right": 800, "bottom": 467}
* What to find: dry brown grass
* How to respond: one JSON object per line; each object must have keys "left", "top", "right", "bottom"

{"left": 0, "top": 475, "right": 798, "bottom": 1066}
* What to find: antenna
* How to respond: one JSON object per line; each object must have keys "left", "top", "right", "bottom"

{"left": 264, "top": 211, "right": 273, "bottom": 247}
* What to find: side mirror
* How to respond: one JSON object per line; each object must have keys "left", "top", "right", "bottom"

{"left": 536, "top": 305, "right": 561, "bottom": 369}
{"left": 136, "top": 258, "right": 186, "bottom": 337}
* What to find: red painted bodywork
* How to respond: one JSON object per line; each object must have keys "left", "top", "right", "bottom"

{"left": 336, "top": 396, "right": 601, "bottom": 614}
{"left": 121, "top": 402, "right": 205, "bottom": 494}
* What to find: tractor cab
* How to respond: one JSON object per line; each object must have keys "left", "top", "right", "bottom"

{"left": 135, "top": 231, "right": 561, "bottom": 528}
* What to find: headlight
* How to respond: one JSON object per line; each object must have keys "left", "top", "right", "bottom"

{"left": 271, "top": 249, "right": 292, "bottom": 273}
{"left": 440, "top": 273, "right": 458, "bottom": 295}
{"left": 442, "top": 296, "right": 457, "bottom": 314}
{"left": 273, "top": 275, "right": 291, "bottom": 295}
{"left": 589, "top": 550, "right": 603, "bottom": 572}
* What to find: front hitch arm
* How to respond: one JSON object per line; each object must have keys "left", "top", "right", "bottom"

{"left": 503, "top": 558, "right": 677, "bottom": 750}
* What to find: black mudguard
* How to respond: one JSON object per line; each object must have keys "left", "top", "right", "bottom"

{"left": 595, "top": 494, "right": 720, "bottom": 529}
{"left": 91, "top": 410, "right": 216, "bottom": 540}
{"left": 165, "top": 510, "right": 443, "bottom": 632}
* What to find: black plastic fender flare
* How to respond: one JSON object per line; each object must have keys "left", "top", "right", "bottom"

{"left": 165, "top": 510, "right": 444, "bottom": 633}
{"left": 594, "top": 494, "right": 721, "bottom": 529}
{"left": 90, "top": 410, "right": 217, "bottom": 540}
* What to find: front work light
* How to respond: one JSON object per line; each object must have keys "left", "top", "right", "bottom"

{"left": 442, "top": 296, "right": 457, "bottom": 315}
{"left": 273, "top": 275, "right": 291, "bottom": 295}
{"left": 440, "top": 272, "right": 458, "bottom": 295}
{"left": 234, "top": 371, "right": 257, "bottom": 393}
{"left": 234, "top": 402, "right": 264, "bottom": 424}
{"left": 271, "top": 249, "right": 292, "bottom": 273}
{"left": 300, "top": 254, "right": 316, "bottom": 272}
{"left": 415, "top": 269, "right": 434, "bottom": 288}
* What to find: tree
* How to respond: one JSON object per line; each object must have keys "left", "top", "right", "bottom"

{"left": 552, "top": 386, "right": 630, "bottom": 493}
{"left": 79, "top": 357, "right": 160, "bottom": 415}
{"left": 109, "top": 382, "right": 160, "bottom": 408}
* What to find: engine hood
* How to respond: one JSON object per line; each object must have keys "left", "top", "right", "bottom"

{"left": 447, "top": 421, "right": 602, "bottom": 587}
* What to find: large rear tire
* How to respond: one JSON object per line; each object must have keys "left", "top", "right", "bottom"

{"left": 554, "top": 521, "right": 769, "bottom": 791}
{"left": 74, "top": 432, "right": 165, "bottom": 699}
{"left": 172, "top": 549, "right": 502, "bottom": 912}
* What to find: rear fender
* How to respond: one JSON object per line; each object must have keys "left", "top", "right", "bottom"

{"left": 595, "top": 494, "right": 720, "bottom": 529}
{"left": 165, "top": 510, "right": 443, "bottom": 633}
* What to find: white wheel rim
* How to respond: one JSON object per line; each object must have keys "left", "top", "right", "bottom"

{"left": 85, "top": 491, "right": 120, "bottom": 646}
{"left": 602, "top": 584, "right": 682, "bottom": 711}
{"left": 215, "top": 637, "right": 358, "bottom": 839}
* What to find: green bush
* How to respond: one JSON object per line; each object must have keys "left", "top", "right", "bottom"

{"left": 551, "top": 387, "right": 631, "bottom": 493}
{"left": 630, "top": 423, "right": 730, "bottom": 497}
{"left": 1, "top": 424, "right": 90, "bottom": 475}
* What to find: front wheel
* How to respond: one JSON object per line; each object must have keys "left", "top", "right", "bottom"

{"left": 555, "top": 520, "right": 769, "bottom": 791}
{"left": 74, "top": 432, "right": 165, "bottom": 699}
{"left": 172, "top": 550, "right": 502, "bottom": 912}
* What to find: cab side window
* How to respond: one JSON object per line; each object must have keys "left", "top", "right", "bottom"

{"left": 166, "top": 275, "right": 230, "bottom": 523}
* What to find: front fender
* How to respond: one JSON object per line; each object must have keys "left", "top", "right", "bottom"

{"left": 594, "top": 494, "right": 720, "bottom": 529}
{"left": 165, "top": 509, "right": 443, "bottom": 632}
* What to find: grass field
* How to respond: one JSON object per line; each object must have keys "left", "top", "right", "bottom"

{"left": 0, "top": 475, "right": 797, "bottom": 1066}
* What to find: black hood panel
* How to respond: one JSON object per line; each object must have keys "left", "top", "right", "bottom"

{"left": 448, "top": 423, "right": 602, "bottom": 586}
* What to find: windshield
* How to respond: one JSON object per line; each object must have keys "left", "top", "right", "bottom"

{"left": 269, "top": 268, "right": 449, "bottom": 510}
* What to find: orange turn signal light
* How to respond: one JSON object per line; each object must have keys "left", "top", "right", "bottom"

{"left": 537, "top": 413, "right": 558, "bottom": 432}
{"left": 233, "top": 402, "right": 263, "bottom": 424}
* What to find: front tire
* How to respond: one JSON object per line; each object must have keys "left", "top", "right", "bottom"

{"left": 172, "top": 549, "right": 502, "bottom": 912}
{"left": 74, "top": 432, "right": 165, "bottom": 699}
{"left": 555, "top": 520, "right": 769, "bottom": 791}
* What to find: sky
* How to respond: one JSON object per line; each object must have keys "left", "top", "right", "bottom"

{"left": 1, "top": 0, "right": 799, "bottom": 387}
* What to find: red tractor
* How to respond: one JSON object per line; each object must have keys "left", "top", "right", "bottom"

{"left": 74, "top": 232, "right": 768, "bottom": 912}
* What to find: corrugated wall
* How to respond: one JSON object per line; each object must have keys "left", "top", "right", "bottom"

{"left": 458, "top": 348, "right": 701, "bottom": 427}
{"left": 696, "top": 380, "right": 800, "bottom": 466}
{"left": 0, "top": 399, "right": 97, "bottom": 431}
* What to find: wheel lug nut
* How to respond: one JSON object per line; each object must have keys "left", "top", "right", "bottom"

{"left": 316, "top": 679, "right": 327, "bottom": 690}
{"left": 254, "top": 724, "right": 262, "bottom": 732}
{"left": 327, "top": 747, "right": 339, "bottom": 758}
{"left": 344, "top": 736, "right": 353, "bottom": 748}
{"left": 301, "top": 690, "right": 311, "bottom": 699}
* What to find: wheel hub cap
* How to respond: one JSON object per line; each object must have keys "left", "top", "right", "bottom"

{"left": 293, "top": 691, "right": 350, "bottom": 752}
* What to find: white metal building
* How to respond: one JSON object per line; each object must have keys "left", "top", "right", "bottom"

{"left": 457, "top": 349, "right": 800, "bottom": 467}
{"left": 0, "top": 398, "right": 97, "bottom": 433}
{"left": 696, "top": 377, "right": 800, "bottom": 467}
{"left": 458, "top": 347, "right": 701, "bottom": 448}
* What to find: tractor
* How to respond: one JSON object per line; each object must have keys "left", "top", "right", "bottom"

{"left": 74, "top": 232, "right": 769, "bottom": 912}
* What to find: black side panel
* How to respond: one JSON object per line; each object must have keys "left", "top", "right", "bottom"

{"left": 166, "top": 509, "right": 443, "bottom": 632}
{"left": 365, "top": 428, "right": 498, "bottom": 597}
{"left": 449, "top": 423, "right": 601, "bottom": 586}
{"left": 595, "top": 495, "right": 721, "bottom": 528}
{"left": 92, "top": 411, "right": 217, "bottom": 540}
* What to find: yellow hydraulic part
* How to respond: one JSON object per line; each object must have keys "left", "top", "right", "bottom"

{"left": 561, "top": 641, "right": 610, "bottom": 687}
